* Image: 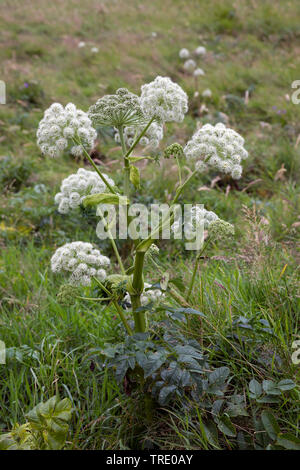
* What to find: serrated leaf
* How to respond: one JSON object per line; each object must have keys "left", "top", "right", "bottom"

{"left": 261, "top": 410, "right": 280, "bottom": 440}
{"left": 158, "top": 385, "right": 177, "bottom": 405}
{"left": 129, "top": 165, "right": 140, "bottom": 189}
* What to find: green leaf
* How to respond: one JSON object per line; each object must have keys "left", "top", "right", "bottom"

{"left": 82, "top": 192, "right": 129, "bottom": 208}
{"left": 158, "top": 385, "right": 177, "bottom": 405}
{"left": 261, "top": 410, "right": 280, "bottom": 440}
{"left": 277, "top": 379, "right": 296, "bottom": 391}
{"left": 276, "top": 433, "right": 300, "bottom": 450}
{"left": 128, "top": 156, "right": 153, "bottom": 163}
{"left": 262, "top": 380, "right": 281, "bottom": 395}
{"left": 217, "top": 416, "right": 236, "bottom": 437}
{"left": 129, "top": 165, "right": 140, "bottom": 189}
{"left": 249, "top": 379, "right": 262, "bottom": 398}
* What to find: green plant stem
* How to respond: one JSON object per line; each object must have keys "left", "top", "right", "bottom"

{"left": 136, "top": 169, "right": 198, "bottom": 253}
{"left": 74, "top": 138, "right": 117, "bottom": 194}
{"left": 112, "top": 300, "right": 133, "bottom": 336}
{"left": 131, "top": 251, "right": 147, "bottom": 333}
{"left": 118, "top": 126, "right": 131, "bottom": 200}
{"left": 124, "top": 116, "right": 155, "bottom": 159}
{"left": 97, "top": 207, "right": 125, "bottom": 275}
{"left": 186, "top": 240, "right": 209, "bottom": 301}
{"left": 175, "top": 155, "right": 182, "bottom": 186}
{"left": 92, "top": 277, "right": 133, "bottom": 335}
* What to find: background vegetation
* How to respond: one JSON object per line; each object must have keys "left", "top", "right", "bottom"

{"left": 0, "top": 0, "right": 299, "bottom": 450}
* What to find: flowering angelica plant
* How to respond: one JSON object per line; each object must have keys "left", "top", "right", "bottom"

{"left": 38, "top": 76, "right": 248, "bottom": 403}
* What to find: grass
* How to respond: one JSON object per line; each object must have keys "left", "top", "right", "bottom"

{"left": 0, "top": 0, "right": 299, "bottom": 450}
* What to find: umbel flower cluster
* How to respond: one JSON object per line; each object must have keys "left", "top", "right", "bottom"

{"left": 172, "top": 206, "right": 218, "bottom": 238}
{"left": 140, "top": 76, "right": 188, "bottom": 123}
{"left": 36, "top": 103, "right": 97, "bottom": 158}
{"left": 114, "top": 121, "right": 164, "bottom": 149}
{"left": 54, "top": 168, "right": 115, "bottom": 214}
{"left": 173, "top": 206, "right": 234, "bottom": 240}
{"left": 179, "top": 46, "right": 206, "bottom": 77}
{"left": 124, "top": 283, "right": 164, "bottom": 307}
{"left": 184, "top": 123, "right": 248, "bottom": 179}
{"left": 51, "top": 242, "right": 110, "bottom": 286}
{"left": 88, "top": 88, "right": 143, "bottom": 128}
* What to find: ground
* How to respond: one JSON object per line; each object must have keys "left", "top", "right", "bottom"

{"left": 0, "top": 0, "right": 299, "bottom": 450}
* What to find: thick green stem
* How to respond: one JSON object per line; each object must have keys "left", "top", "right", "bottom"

{"left": 131, "top": 251, "right": 147, "bottom": 333}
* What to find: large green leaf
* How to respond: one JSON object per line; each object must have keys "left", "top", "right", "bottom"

{"left": 261, "top": 410, "right": 280, "bottom": 440}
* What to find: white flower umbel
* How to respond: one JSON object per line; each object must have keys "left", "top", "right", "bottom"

{"left": 172, "top": 206, "right": 219, "bottom": 239}
{"left": 179, "top": 48, "right": 190, "bottom": 59}
{"left": 88, "top": 88, "right": 143, "bottom": 128}
{"left": 37, "top": 103, "right": 97, "bottom": 158}
{"left": 54, "top": 168, "right": 115, "bottom": 214}
{"left": 51, "top": 241, "right": 110, "bottom": 287}
{"left": 124, "top": 283, "right": 164, "bottom": 307}
{"left": 195, "top": 46, "right": 206, "bottom": 56}
{"left": 140, "top": 76, "right": 188, "bottom": 123}
{"left": 184, "top": 122, "right": 248, "bottom": 179}
{"left": 114, "top": 121, "right": 163, "bottom": 149}
{"left": 184, "top": 59, "right": 197, "bottom": 72}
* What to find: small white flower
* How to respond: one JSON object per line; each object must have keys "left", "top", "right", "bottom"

{"left": 51, "top": 241, "right": 110, "bottom": 287}
{"left": 184, "top": 59, "right": 197, "bottom": 72}
{"left": 194, "top": 68, "right": 205, "bottom": 77}
{"left": 202, "top": 88, "right": 212, "bottom": 98}
{"left": 114, "top": 121, "right": 164, "bottom": 149}
{"left": 37, "top": 103, "right": 96, "bottom": 157}
{"left": 179, "top": 48, "right": 190, "bottom": 59}
{"left": 185, "top": 123, "right": 248, "bottom": 179}
{"left": 91, "top": 47, "right": 99, "bottom": 53}
{"left": 54, "top": 168, "right": 115, "bottom": 214}
{"left": 195, "top": 46, "right": 206, "bottom": 56}
{"left": 78, "top": 41, "right": 86, "bottom": 48}
{"left": 140, "top": 76, "right": 188, "bottom": 123}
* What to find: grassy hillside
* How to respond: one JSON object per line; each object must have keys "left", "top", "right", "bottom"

{"left": 0, "top": 0, "right": 299, "bottom": 450}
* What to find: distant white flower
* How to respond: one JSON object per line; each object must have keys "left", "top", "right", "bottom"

{"left": 51, "top": 241, "right": 110, "bottom": 286}
{"left": 54, "top": 168, "right": 115, "bottom": 214}
{"left": 151, "top": 32, "right": 157, "bottom": 37}
{"left": 195, "top": 46, "right": 206, "bottom": 56}
{"left": 114, "top": 121, "right": 163, "bottom": 149}
{"left": 184, "top": 122, "right": 248, "bottom": 179}
{"left": 140, "top": 76, "right": 188, "bottom": 123}
{"left": 194, "top": 68, "right": 205, "bottom": 77}
{"left": 78, "top": 41, "right": 86, "bottom": 48}
{"left": 179, "top": 48, "right": 190, "bottom": 59}
{"left": 184, "top": 59, "right": 196, "bottom": 72}
{"left": 37, "top": 103, "right": 97, "bottom": 158}
{"left": 91, "top": 47, "right": 99, "bottom": 53}
{"left": 202, "top": 88, "right": 212, "bottom": 98}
